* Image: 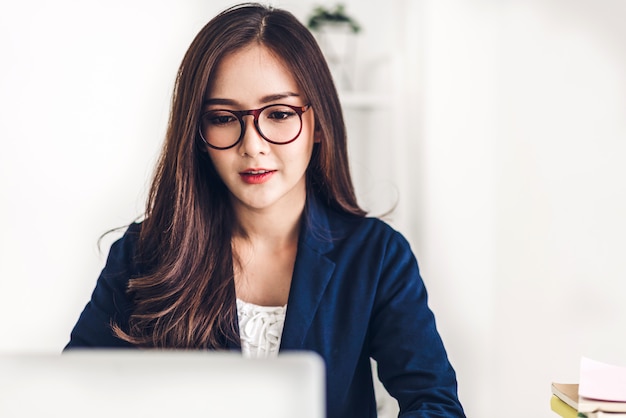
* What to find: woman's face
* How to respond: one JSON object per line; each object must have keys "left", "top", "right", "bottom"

{"left": 203, "top": 44, "right": 317, "bottom": 215}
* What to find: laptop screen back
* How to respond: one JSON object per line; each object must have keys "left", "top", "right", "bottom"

{"left": 0, "top": 350, "right": 325, "bottom": 418}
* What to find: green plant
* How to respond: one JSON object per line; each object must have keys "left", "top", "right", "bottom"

{"left": 306, "top": 4, "right": 361, "bottom": 33}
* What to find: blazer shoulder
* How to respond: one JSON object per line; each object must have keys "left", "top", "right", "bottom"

{"left": 65, "top": 222, "right": 143, "bottom": 348}
{"left": 329, "top": 212, "right": 409, "bottom": 247}
{"left": 100, "top": 221, "right": 143, "bottom": 283}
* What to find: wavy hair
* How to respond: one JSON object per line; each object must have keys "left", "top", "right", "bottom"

{"left": 113, "top": 3, "right": 365, "bottom": 348}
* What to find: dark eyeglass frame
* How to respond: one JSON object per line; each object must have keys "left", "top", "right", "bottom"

{"left": 198, "top": 103, "right": 312, "bottom": 150}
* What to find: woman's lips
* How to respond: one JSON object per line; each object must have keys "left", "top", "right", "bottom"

{"left": 239, "top": 169, "right": 276, "bottom": 184}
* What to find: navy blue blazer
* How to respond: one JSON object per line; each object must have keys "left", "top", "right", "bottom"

{"left": 66, "top": 196, "right": 465, "bottom": 417}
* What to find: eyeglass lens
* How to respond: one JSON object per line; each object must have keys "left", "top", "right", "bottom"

{"left": 200, "top": 104, "right": 304, "bottom": 149}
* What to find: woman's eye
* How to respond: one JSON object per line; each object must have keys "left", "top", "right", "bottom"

{"left": 267, "top": 110, "right": 296, "bottom": 120}
{"left": 205, "top": 112, "right": 237, "bottom": 126}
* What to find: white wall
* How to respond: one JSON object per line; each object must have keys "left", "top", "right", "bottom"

{"left": 417, "top": 1, "right": 626, "bottom": 417}
{"left": 417, "top": 1, "right": 499, "bottom": 415}
{"left": 2, "top": 1, "right": 626, "bottom": 418}
{"left": 495, "top": 0, "right": 626, "bottom": 415}
{"left": 0, "top": 0, "right": 229, "bottom": 349}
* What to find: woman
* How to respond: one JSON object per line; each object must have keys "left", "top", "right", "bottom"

{"left": 66, "top": 3, "right": 465, "bottom": 417}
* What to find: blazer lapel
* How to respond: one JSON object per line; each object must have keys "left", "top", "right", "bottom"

{"left": 280, "top": 195, "right": 336, "bottom": 350}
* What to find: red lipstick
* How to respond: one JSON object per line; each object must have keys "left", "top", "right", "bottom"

{"left": 239, "top": 168, "right": 276, "bottom": 184}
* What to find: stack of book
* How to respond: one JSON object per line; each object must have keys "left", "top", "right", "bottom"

{"left": 551, "top": 357, "right": 626, "bottom": 418}
{"left": 550, "top": 382, "right": 578, "bottom": 418}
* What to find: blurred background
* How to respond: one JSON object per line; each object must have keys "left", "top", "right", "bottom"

{"left": 1, "top": 0, "right": 625, "bottom": 417}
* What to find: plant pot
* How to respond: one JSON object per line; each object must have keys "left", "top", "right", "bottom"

{"left": 312, "top": 22, "right": 358, "bottom": 91}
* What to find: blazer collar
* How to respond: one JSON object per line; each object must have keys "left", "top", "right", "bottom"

{"left": 280, "top": 194, "right": 337, "bottom": 349}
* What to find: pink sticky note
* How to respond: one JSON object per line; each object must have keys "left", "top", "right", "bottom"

{"left": 579, "top": 357, "right": 626, "bottom": 402}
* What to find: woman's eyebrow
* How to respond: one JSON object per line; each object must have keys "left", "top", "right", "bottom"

{"left": 259, "top": 92, "right": 300, "bottom": 103}
{"left": 203, "top": 92, "right": 300, "bottom": 107}
{"left": 202, "top": 98, "right": 238, "bottom": 106}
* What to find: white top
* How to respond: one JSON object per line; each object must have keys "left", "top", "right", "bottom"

{"left": 236, "top": 298, "right": 287, "bottom": 358}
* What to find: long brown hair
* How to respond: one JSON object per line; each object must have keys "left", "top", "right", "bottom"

{"left": 113, "top": 3, "right": 365, "bottom": 348}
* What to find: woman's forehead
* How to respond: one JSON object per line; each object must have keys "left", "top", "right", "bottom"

{"left": 205, "top": 44, "right": 302, "bottom": 105}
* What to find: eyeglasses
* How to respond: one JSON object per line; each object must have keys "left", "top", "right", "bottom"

{"left": 198, "top": 103, "right": 311, "bottom": 150}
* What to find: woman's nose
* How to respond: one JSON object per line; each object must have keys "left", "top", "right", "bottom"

{"left": 238, "top": 115, "right": 270, "bottom": 157}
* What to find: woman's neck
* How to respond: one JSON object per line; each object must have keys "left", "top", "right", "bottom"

{"left": 231, "top": 195, "right": 305, "bottom": 306}
{"left": 232, "top": 196, "right": 305, "bottom": 248}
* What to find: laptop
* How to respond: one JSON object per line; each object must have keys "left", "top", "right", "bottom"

{"left": 0, "top": 350, "right": 325, "bottom": 418}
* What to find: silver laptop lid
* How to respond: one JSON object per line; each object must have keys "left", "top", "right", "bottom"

{"left": 0, "top": 350, "right": 325, "bottom": 418}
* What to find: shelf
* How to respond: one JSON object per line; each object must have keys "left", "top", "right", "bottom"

{"left": 338, "top": 91, "right": 389, "bottom": 110}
